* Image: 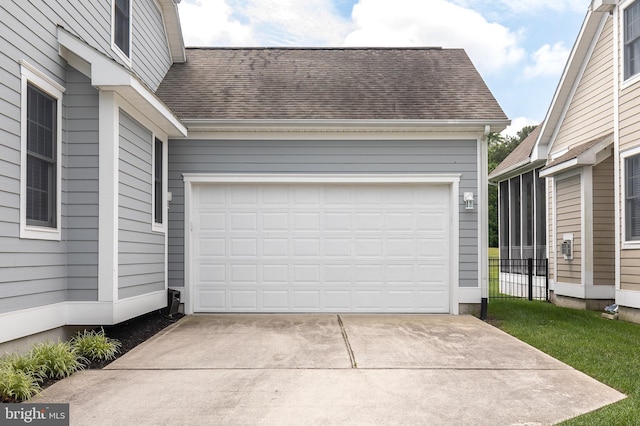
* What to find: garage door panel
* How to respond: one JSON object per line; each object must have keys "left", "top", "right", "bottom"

{"left": 197, "top": 290, "right": 226, "bottom": 310}
{"left": 230, "top": 291, "right": 258, "bottom": 309}
{"left": 263, "top": 291, "right": 289, "bottom": 309}
{"left": 230, "top": 212, "right": 257, "bottom": 231}
{"left": 198, "top": 238, "right": 226, "bottom": 257}
{"left": 262, "top": 213, "right": 289, "bottom": 231}
{"left": 293, "top": 291, "right": 321, "bottom": 309}
{"left": 192, "top": 182, "right": 452, "bottom": 313}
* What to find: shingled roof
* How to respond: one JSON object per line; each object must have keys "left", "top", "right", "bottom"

{"left": 156, "top": 47, "right": 508, "bottom": 121}
{"left": 489, "top": 124, "right": 543, "bottom": 181}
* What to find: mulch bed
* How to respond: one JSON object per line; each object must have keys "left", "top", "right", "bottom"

{"left": 85, "top": 311, "right": 185, "bottom": 369}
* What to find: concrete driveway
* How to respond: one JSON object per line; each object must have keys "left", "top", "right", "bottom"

{"left": 36, "top": 315, "right": 624, "bottom": 425}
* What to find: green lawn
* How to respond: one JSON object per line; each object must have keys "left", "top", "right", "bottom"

{"left": 486, "top": 299, "right": 640, "bottom": 425}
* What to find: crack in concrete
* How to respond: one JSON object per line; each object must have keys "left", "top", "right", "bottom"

{"left": 337, "top": 315, "right": 357, "bottom": 368}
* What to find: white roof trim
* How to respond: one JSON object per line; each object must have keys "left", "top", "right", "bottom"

{"left": 157, "top": 0, "right": 186, "bottom": 63}
{"left": 539, "top": 135, "right": 613, "bottom": 177}
{"left": 533, "top": 10, "right": 609, "bottom": 159}
{"left": 57, "top": 27, "right": 187, "bottom": 137}
{"left": 182, "top": 118, "right": 511, "bottom": 134}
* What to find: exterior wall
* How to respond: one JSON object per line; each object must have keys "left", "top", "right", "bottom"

{"left": 552, "top": 16, "right": 614, "bottom": 155}
{"left": 0, "top": 0, "right": 173, "bottom": 315}
{"left": 619, "top": 3, "right": 640, "bottom": 294}
{"left": 592, "top": 156, "right": 615, "bottom": 286}
{"left": 118, "top": 112, "right": 165, "bottom": 299}
{"left": 555, "top": 174, "right": 582, "bottom": 284}
{"left": 168, "top": 138, "right": 479, "bottom": 290}
{"left": 0, "top": 1, "right": 171, "bottom": 93}
{"left": 65, "top": 66, "right": 100, "bottom": 301}
{"left": 132, "top": 0, "right": 174, "bottom": 90}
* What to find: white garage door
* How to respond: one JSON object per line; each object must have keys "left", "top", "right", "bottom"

{"left": 191, "top": 181, "right": 451, "bottom": 312}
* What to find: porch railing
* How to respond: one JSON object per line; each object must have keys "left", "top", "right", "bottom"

{"left": 489, "top": 258, "right": 549, "bottom": 301}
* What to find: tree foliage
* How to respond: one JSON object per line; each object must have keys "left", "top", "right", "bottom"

{"left": 488, "top": 125, "right": 537, "bottom": 248}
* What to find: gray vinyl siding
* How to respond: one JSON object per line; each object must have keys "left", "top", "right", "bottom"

{"left": 65, "top": 66, "right": 99, "bottom": 301}
{"left": 1, "top": 1, "right": 171, "bottom": 93}
{"left": 132, "top": 0, "right": 173, "bottom": 90}
{"left": 118, "top": 112, "right": 165, "bottom": 299}
{"left": 168, "top": 139, "right": 479, "bottom": 289}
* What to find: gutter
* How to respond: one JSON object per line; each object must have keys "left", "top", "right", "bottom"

{"left": 181, "top": 118, "right": 511, "bottom": 134}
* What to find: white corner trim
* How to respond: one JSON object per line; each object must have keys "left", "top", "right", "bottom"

{"left": 585, "top": 284, "right": 615, "bottom": 299}
{"left": 617, "top": 289, "right": 640, "bottom": 308}
{"left": 98, "top": 91, "right": 119, "bottom": 303}
{"left": 0, "top": 292, "right": 168, "bottom": 344}
{"left": 457, "top": 286, "right": 481, "bottom": 304}
{"left": 0, "top": 304, "right": 67, "bottom": 344}
{"left": 553, "top": 282, "right": 586, "bottom": 299}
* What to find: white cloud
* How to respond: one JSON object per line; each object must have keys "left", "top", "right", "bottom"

{"left": 343, "top": 0, "right": 525, "bottom": 75}
{"left": 179, "top": 0, "right": 254, "bottom": 46}
{"left": 242, "top": 0, "right": 352, "bottom": 45}
{"left": 501, "top": 117, "right": 540, "bottom": 138}
{"left": 452, "top": 0, "right": 586, "bottom": 14}
{"left": 179, "top": 0, "right": 351, "bottom": 47}
{"left": 498, "top": 0, "right": 587, "bottom": 13}
{"left": 524, "top": 42, "right": 570, "bottom": 79}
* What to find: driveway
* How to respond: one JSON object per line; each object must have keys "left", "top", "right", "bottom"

{"left": 36, "top": 315, "right": 624, "bottom": 425}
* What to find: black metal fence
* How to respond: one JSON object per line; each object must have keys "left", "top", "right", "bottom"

{"left": 489, "top": 258, "right": 549, "bottom": 301}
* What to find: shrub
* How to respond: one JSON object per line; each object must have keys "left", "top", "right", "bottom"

{"left": 71, "top": 328, "right": 121, "bottom": 362}
{"left": 0, "top": 365, "right": 41, "bottom": 402}
{"left": 30, "top": 341, "right": 86, "bottom": 379}
{"left": 0, "top": 352, "right": 46, "bottom": 380}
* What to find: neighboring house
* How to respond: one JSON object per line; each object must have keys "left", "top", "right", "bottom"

{"left": 491, "top": 0, "right": 640, "bottom": 322}
{"left": 0, "top": 2, "right": 509, "bottom": 349}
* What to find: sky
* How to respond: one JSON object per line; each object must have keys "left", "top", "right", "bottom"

{"left": 176, "top": 0, "right": 589, "bottom": 137}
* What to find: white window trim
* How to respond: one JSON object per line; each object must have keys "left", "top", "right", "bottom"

{"left": 152, "top": 136, "right": 167, "bottom": 233}
{"left": 111, "top": 0, "right": 133, "bottom": 65}
{"left": 621, "top": 146, "right": 640, "bottom": 248}
{"left": 20, "top": 61, "right": 64, "bottom": 241}
{"left": 621, "top": 0, "right": 640, "bottom": 88}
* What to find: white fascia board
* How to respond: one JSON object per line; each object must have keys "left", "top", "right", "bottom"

{"left": 157, "top": 0, "right": 186, "bottom": 63}
{"left": 489, "top": 159, "right": 547, "bottom": 183}
{"left": 539, "top": 159, "right": 580, "bottom": 178}
{"left": 181, "top": 119, "right": 511, "bottom": 135}
{"left": 539, "top": 139, "right": 613, "bottom": 178}
{"left": 57, "top": 27, "right": 186, "bottom": 137}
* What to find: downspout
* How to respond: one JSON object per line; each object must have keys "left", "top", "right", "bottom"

{"left": 481, "top": 125, "right": 491, "bottom": 320}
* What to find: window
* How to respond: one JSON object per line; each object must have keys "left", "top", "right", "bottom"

{"left": 20, "top": 61, "right": 63, "bottom": 240}
{"left": 153, "top": 138, "right": 163, "bottom": 225}
{"left": 26, "top": 85, "right": 57, "bottom": 227}
{"left": 626, "top": 154, "right": 640, "bottom": 240}
{"left": 625, "top": 1, "right": 640, "bottom": 80}
{"left": 113, "top": 0, "right": 131, "bottom": 58}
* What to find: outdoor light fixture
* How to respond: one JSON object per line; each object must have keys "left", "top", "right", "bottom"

{"left": 463, "top": 192, "right": 474, "bottom": 210}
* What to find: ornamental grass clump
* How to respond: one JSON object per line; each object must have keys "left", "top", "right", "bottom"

{"left": 30, "top": 340, "right": 86, "bottom": 379}
{"left": 71, "top": 328, "right": 121, "bottom": 362}
{"left": 0, "top": 365, "right": 41, "bottom": 402}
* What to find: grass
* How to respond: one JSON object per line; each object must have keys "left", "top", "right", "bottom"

{"left": 487, "top": 298, "right": 640, "bottom": 425}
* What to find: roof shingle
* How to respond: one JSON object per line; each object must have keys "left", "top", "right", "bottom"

{"left": 156, "top": 47, "right": 508, "bottom": 121}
